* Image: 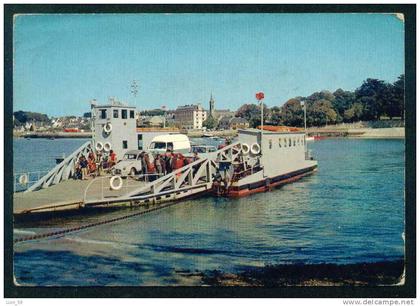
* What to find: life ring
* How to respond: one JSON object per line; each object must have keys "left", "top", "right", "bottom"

{"left": 241, "top": 143, "right": 250, "bottom": 155}
{"left": 103, "top": 142, "right": 112, "bottom": 152}
{"left": 95, "top": 141, "right": 104, "bottom": 151}
{"left": 110, "top": 176, "right": 123, "bottom": 190}
{"left": 250, "top": 143, "right": 261, "bottom": 155}
{"left": 19, "top": 174, "right": 28, "bottom": 185}
{"left": 103, "top": 123, "right": 112, "bottom": 134}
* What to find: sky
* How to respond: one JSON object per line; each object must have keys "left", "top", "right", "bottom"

{"left": 13, "top": 13, "right": 404, "bottom": 117}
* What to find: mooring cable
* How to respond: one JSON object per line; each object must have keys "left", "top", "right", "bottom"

{"left": 13, "top": 200, "right": 182, "bottom": 244}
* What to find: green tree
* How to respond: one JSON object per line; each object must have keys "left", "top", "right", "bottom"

{"left": 333, "top": 89, "right": 356, "bottom": 121}
{"left": 344, "top": 102, "right": 364, "bottom": 122}
{"left": 13, "top": 111, "right": 50, "bottom": 124}
{"left": 235, "top": 103, "right": 269, "bottom": 128}
{"left": 269, "top": 106, "right": 283, "bottom": 125}
{"left": 307, "top": 99, "right": 338, "bottom": 126}
{"left": 305, "top": 90, "right": 335, "bottom": 104}
{"left": 203, "top": 115, "right": 217, "bottom": 129}
{"left": 355, "top": 78, "right": 391, "bottom": 120}
{"left": 388, "top": 74, "right": 405, "bottom": 120}
{"left": 280, "top": 98, "right": 303, "bottom": 127}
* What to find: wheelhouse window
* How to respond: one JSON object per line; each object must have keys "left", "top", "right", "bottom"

{"left": 279, "top": 138, "right": 282, "bottom": 148}
{"left": 130, "top": 110, "right": 135, "bottom": 118}
{"left": 113, "top": 109, "right": 119, "bottom": 118}
{"left": 122, "top": 109, "right": 128, "bottom": 119}
{"left": 122, "top": 140, "right": 128, "bottom": 149}
{"left": 289, "top": 138, "right": 292, "bottom": 147}
{"left": 100, "top": 109, "right": 107, "bottom": 119}
{"left": 284, "top": 138, "right": 287, "bottom": 148}
{"left": 269, "top": 139, "right": 272, "bottom": 149}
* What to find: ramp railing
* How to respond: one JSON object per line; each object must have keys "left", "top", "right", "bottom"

{"left": 25, "top": 141, "right": 93, "bottom": 192}
{"left": 82, "top": 143, "right": 244, "bottom": 205}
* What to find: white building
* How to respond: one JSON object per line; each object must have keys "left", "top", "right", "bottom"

{"left": 174, "top": 104, "right": 207, "bottom": 130}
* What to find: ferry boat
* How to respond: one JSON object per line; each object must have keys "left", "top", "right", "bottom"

{"left": 214, "top": 127, "right": 318, "bottom": 197}
{"left": 17, "top": 98, "right": 317, "bottom": 202}
{"left": 88, "top": 100, "right": 317, "bottom": 198}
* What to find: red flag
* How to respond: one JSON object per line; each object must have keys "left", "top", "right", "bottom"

{"left": 256, "top": 92, "right": 265, "bottom": 101}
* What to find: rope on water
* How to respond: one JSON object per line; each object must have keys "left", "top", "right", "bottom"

{"left": 13, "top": 200, "right": 181, "bottom": 244}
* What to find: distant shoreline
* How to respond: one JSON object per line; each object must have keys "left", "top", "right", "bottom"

{"left": 13, "top": 126, "right": 405, "bottom": 139}
{"left": 13, "top": 132, "right": 92, "bottom": 138}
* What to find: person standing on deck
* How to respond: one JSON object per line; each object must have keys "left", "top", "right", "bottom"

{"left": 80, "top": 155, "right": 89, "bottom": 180}
{"left": 109, "top": 150, "right": 117, "bottom": 168}
{"left": 160, "top": 154, "right": 166, "bottom": 175}
{"left": 140, "top": 152, "right": 148, "bottom": 180}
{"left": 154, "top": 154, "right": 163, "bottom": 177}
{"left": 192, "top": 151, "right": 200, "bottom": 175}
{"left": 164, "top": 149, "right": 173, "bottom": 174}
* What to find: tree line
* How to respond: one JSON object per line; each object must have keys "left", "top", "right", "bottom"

{"left": 236, "top": 75, "right": 404, "bottom": 128}
{"left": 13, "top": 111, "right": 50, "bottom": 126}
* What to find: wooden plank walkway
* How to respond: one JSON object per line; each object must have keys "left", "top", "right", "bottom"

{"left": 13, "top": 177, "right": 147, "bottom": 214}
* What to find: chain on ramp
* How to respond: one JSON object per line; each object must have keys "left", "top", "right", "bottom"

{"left": 14, "top": 200, "right": 182, "bottom": 244}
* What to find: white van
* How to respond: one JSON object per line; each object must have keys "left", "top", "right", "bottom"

{"left": 149, "top": 134, "right": 191, "bottom": 154}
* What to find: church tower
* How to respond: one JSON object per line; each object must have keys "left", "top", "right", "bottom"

{"left": 209, "top": 93, "right": 215, "bottom": 118}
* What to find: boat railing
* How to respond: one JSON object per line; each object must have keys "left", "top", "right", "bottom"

{"left": 24, "top": 140, "right": 93, "bottom": 192}
{"left": 231, "top": 165, "right": 263, "bottom": 182}
{"left": 13, "top": 170, "right": 50, "bottom": 192}
{"left": 83, "top": 173, "right": 164, "bottom": 203}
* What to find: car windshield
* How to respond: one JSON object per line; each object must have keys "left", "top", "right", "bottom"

{"left": 192, "top": 146, "right": 207, "bottom": 153}
{"left": 150, "top": 142, "right": 166, "bottom": 149}
{"left": 123, "top": 154, "right": 137, "bottom": 160}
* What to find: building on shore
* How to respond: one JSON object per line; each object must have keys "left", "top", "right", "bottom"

{"left": 206, "top": 94, "right": 234, "bottom": 121}
{"left": 209, "top": 94, "right": 215, "bottom": 118}
{"left": 138, "top": 115, "right": 166, "bottom": 128}
{"left": 218, "top": 116, "right": 249, "bottom": 130}
{"left": 214, "top": 109, "right": 235, "bottom": 119}
{"left": 174, "top": 104, "right": 207, "bottom": 130}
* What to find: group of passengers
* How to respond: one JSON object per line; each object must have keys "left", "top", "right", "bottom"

{"left": 137, "top": 149, "right": 200, "bottom": 181}
{"left": 74, "top": 146, "right": 201, "bottom": 181}
{"left": 74, "top": 150, "right": 117, "bottom": 180}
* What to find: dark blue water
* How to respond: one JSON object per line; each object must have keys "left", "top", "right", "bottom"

{"left": 13, "top": 138, "right": 405, "bottom": 286}
{"left": 13, "top": 138, "right": 88, "bottom": 173}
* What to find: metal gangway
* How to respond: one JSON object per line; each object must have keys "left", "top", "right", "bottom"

{"left": 13, "top": 142, "right": 248, "bottom": 216}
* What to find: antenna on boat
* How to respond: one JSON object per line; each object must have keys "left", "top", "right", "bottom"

{"left": 130, "top": 80, "right": 139, "bottom": 105}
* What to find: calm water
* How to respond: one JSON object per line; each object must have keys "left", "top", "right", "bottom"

{"left": 13, "top": 137, "right": 405, "bottom": 286}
